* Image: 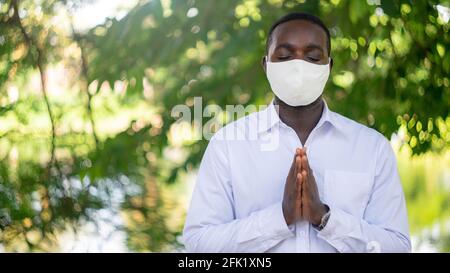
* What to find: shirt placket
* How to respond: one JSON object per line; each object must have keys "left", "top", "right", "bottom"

{"left": 296, "top": 221, "right": 310, "bottom": 252}
{"left": 282, "top": 125, "right": 309, "bottom": 252}
{"left": 287, "top": 122, "right": 325, "bottom": 253}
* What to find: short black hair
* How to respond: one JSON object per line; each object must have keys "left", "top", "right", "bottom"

{"left": 266, "top": 12, "right": 331, "bottom": 56}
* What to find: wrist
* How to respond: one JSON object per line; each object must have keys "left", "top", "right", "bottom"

{"left": 313, "top": 204, "right": 330, "bottom": 231}
{"left": 312, "top": 203, "right": 329, "bottom": 226}
{"left": 282, "top": 201, "right": 294, "bottom": 226}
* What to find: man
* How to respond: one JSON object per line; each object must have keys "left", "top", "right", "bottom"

{"left": 183, "top": 12, "right": 410, "bottom": 253}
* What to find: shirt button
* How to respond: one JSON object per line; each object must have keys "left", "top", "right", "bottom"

{"left": 299, "top": 231, "right": 306, "bottom": 237}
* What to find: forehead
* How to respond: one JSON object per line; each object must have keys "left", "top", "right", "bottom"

{"left": 269, "top": 19, "right": 328, "bottom": 52}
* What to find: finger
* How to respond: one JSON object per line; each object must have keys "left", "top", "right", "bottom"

{"left": 296, "top": 155, "right": 302, "bottom": 176}
{"left": 304, "top": 148, "right": 311, "bottom": 171}
{"left": 300, "top": 172, "right": 304, "bottom": 217}
{"left": 297, "top": 148, "right": 304, "bottom": 170}
{"left": 300, "top": 154, "right": 307, "bottom": 175}
{"left": 300, "top": 147, "right": 306, "bottom": 157}
{"left": 303, "top": 153, "right": 317, "bottom": 188}
{"left": 301, "top": 170, "right": 309, "bottom": 217}
{"left": 296, "top": 173, "right": 302, "bottom": 198}
{"left": 294, "top": 155, "right": 302, "bottom": 189}
{"left": 296, "top": 172, "right": 302, "bottom": 218}
{"left": 302, "top": 170, "right": 308, "bottom": 187}
{"left": 289, "top": 152, "right": 297, "bottom": 176}
{"left": 297, "top": 172, "right": 303, "bottom": 218}
{"left": 306, "top": 150, "right": 315, "bottom": 182}
{"left": 302, "top": 154, "right": 310, "bottom": 175}
{"left": 291, "top": 151, "right": 297, "bottom": 166}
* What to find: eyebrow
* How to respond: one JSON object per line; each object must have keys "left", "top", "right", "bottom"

{"left": 274, "top": 42, "right": 325, "bottom": 53}
{"left": 274, "top": 43, "right": 296, "bottom": 51}
{"left": 305, "top": 43, "right": 324, "bottom": 53}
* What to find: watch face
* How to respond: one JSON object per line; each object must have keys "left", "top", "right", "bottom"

{"left": 320, "top": 212, "right": 331, "bottom": 230}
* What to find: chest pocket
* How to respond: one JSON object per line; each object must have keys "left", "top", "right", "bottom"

{"left": 323, "top": 170, "right": 373, "bottom": 218}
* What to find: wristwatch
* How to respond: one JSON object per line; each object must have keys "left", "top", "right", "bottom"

{"left": 314, "top": 204, "right": 330, "bottom": 231}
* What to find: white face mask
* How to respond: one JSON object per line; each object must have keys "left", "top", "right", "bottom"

{"left": 266, "top": 58, "right": 330, "bottom": 106}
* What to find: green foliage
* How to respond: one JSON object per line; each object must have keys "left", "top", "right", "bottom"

{"left": 86, "top": 0, "right": 449, "bottom": 156}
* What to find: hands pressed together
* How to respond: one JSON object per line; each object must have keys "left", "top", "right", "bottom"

{"left": 282, "top": 148, "right": 328, "bottom": 226}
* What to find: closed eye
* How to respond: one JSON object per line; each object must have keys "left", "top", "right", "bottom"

{"left": 307, "top": 56, "right": 320, "bottom": 62}
{"left": 277, "top": 56, "right": 292, "bottom": 61}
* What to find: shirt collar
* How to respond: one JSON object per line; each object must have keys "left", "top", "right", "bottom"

{"left": 257, "top": 98, "right": 344, "bottom": 134}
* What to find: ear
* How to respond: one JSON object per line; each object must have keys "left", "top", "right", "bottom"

{"left": 261, "top": 55, "right": 267, "bottom": 73}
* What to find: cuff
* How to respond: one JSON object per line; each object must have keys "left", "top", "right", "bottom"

{"left": 258, "top": 202, "right": 296, "bottom": 240}
{"left": 317, "top": 206, "right": 359, "bottom": 251}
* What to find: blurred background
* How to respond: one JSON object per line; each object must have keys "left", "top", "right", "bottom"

{"left": 0, "top": 0, "right": 449, "bottom": 252}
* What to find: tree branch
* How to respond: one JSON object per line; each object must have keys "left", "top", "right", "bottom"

{"left": 71, "top": 27, "right": 100, "bottom": 150}
{"left": 11, "top": 0, "right": 61, "bottom": 174}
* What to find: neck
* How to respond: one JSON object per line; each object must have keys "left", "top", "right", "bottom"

{"left": 274, "top": 96, "right": 324, "bottom": 144}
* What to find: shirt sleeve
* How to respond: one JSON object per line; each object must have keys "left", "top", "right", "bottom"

{"left": 317, "top": 136, "right": 411, "bottom": 253}
{"left": 182, "top": 136, "right": 295, "bottom": 252}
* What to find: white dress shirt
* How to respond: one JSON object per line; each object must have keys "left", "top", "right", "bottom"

{"left": 183, "top": 99, "right": 411, "bottom": 253}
